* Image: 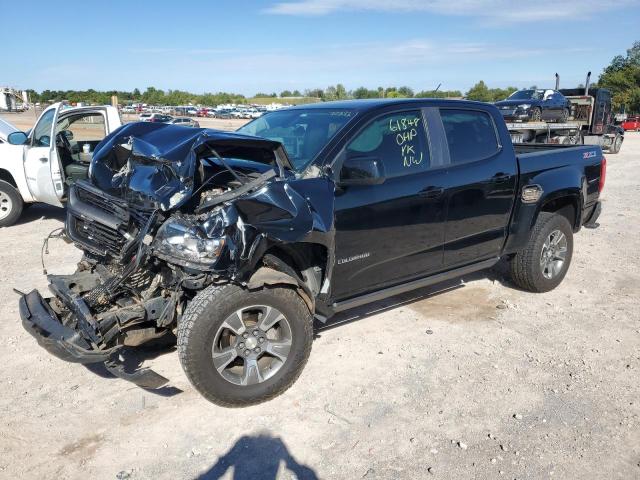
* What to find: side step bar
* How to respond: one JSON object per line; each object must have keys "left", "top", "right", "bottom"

{"left": 331, "top": 258, "right": 499, "bottom": 313}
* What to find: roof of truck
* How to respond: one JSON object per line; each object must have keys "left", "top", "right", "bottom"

{"left": 287, "top": 98, "right": 481, "bottom": 112}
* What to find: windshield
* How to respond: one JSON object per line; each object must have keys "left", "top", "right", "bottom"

{"left": 508, "top": 89, "right": 544, "bottom": 100}
{"left": 237, "top": 108, "right": 355, "bottom": 170}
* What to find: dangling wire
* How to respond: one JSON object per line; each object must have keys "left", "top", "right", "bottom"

{"left": 41, "top": 227, "right": 66, "bottom": 275}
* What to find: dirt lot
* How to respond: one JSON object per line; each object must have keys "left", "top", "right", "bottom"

{"left": 0, "top": 110, "right": 638, "bottom": 479}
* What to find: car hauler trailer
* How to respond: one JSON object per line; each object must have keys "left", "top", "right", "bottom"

{"left": 506, "top": 72, "right": 625, "bottom": 154}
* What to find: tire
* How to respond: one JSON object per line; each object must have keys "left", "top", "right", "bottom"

{"left": 0, "top": 180, "right": 24, "bottom": 227}
{"left": 530, "top": 107, "right": 542, "bottom": 121}
{"left": 509, "top": 212, "right": 574, "bottom": 293}
{"left": 558, "top": 108, "right": 569, "bottom": 123}
{"left": 178, "top": 283, "right": 313, "bottom": 407}
{"left": 610, "top": 134, "right": 623, "bottom": 154}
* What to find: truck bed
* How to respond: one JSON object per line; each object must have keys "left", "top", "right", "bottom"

{"left": 513, "top": 143, "right": 583, "bottom": 154}
{"left": 514, "top": 143, "right": 603, "bottom": 213}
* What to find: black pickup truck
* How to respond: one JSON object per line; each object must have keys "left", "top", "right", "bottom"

{"left": 18, "top": 99, "right": 605, "bottom": 407}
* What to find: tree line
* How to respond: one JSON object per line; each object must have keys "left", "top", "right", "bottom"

{"left": 24, "top": 41, "right": 640, "bottom": 111}
{"left": 597, "top": 41, "right": 640, "bottom": 113}
{"left": 26, "top": 84, "right": 466, "bottom": 105}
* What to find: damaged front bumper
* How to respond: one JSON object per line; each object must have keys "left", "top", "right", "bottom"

{"left": 20, "top": 289, "right": 113, "bottom": 363}
{"left": 19, "top": 286, "right": 169, "bottom": 389}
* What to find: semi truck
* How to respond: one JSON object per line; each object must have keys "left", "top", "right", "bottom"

{"left": 505, "top": 73, "right": 624, "bottom": 154}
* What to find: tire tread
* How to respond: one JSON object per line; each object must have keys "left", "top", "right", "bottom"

{"left": 177, "top": 283, "right": 312, "bottom": 407}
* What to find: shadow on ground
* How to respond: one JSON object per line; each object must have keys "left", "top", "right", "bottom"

{"left": 316, "top": 259, "right": 514, "bottom": 334}
{"left": 198, "top": 433, "right": 318, "bottom": 480}
{"left": 14, "top": 203, "right": 66, "bottom": 225}
{"left": 83, "top": 334, "right": 183, "bottom": 397}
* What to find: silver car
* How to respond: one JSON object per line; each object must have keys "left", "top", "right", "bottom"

{"left": 168, "top": 117, "right": 200, "bottom": 128}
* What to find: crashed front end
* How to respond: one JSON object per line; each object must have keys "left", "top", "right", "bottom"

{"left": 18, "top": 122, "right": 333, "bottom": 388}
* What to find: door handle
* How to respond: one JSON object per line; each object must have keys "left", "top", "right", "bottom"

{"left": 418, "top": 186, "right": 444, "bottom": 199}
{"left": 492, "top": 174, "right": 510, "bottom": 183}
{"left": 39, "top": 157, "right": 48, "bottom": 163}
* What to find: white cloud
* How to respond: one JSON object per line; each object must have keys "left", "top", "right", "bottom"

{"left": 263, "top": 0, "right": 639, "bottom": 23}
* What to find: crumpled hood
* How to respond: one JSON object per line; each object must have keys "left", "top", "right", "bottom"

{"left": 495, "top": 99, "right": 541, "bottom": 108}
{"left": 89, "top": 122, "right": 291, "bottom": 211}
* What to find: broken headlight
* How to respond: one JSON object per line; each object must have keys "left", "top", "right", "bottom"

{"left": 152, "top": 216, "right": 225, "bottom": 267}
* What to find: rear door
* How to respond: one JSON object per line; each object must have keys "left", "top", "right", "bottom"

{"left": 23, "top": 103, "right": 64, "bottom": 206}
{"left": 435, "top": 107, "right": 517, "bottom": 267}
{"left": 332, "top": 108, "right": 448, "bottom": 299}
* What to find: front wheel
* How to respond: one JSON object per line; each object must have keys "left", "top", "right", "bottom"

{"left": 509, "top": 212, "right": 574, "bottom": 292}
{"left": 178, "top": 284, "right": 313, "bottom": 407}
{"left": 0, "top": 180, "right": 24, "bottom": 227}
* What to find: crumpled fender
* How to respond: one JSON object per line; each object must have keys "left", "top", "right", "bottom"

{"left": 216, "top": 176, "right": 336, "bottom": 293}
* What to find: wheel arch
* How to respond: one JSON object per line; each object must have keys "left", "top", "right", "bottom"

{"left": 539, "top": 195, "right": 579, "bottom": 231}
{"left": 0, "top": 168, "right": 18, "bottom": 189}
{"left": 246, "top": 242, "right": 330, "bottom": 313}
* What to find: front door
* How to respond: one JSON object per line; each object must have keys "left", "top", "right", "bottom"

{"left": 437, "top": 107, "right": 517, "bottom": 267}
{"left": 332, "top": 109, "right": 447, "bottom": 300}
{"left": 23, "top": 104, "right": 63, "bottom": 206}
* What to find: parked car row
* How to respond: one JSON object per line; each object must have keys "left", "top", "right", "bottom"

{"left": 122, "top": 103, "right": 292, "bottom": 119}
{"left": 195, "top": 107, "right": 265, "bottom": 119}
{"left": 138, "top": 113, "right": 200, "bottom": 127}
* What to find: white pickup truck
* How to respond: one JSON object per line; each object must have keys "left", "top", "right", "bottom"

{"left": 0, "top": 103, "right": 122, "bottom": 226}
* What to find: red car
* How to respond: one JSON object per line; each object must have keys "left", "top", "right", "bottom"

{"left": 622, "top": 116, "right": 640, "bottom": 131}
{"left": 196, "top": 108, "right": 209, "bottom": 117}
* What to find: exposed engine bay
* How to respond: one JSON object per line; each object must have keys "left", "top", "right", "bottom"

{"left": 20, "top": 122, "right": 334, "bottom": 388}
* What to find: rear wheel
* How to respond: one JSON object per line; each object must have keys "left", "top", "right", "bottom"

{"left": 530, "top": 107, "right": 542, "bottom": 121}
{"left": 0, "top": 180, "right": 23, "bottom": 227}
{"left": 610, "top": 134, "right": 623, "bottom": 154}
{"left": 509, "top": 212, "right": 573, "bottom": 292}
{"left": 558, "top": 108, "right": 569, "bottom": 123}
{"left": 178, "top": 284, "right": 313, "bottom": 407}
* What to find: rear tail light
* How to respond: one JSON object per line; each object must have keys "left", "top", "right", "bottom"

{"left": 599, "top": 156, "right": 606, "bottom": 193}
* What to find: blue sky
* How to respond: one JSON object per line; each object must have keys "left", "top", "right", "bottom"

{"left": 3, "top": 0, "right": 640, "bottom": 95}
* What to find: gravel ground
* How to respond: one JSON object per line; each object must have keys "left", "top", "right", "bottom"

{"left": 0, "top": 125, "right": 638, "bottom": 479}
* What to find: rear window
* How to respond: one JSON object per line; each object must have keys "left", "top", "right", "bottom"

{"left": 440, "top": 109, "right": 499, "bottom": 164}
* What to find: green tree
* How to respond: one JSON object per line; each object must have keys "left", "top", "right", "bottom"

{"left": 599, "top": 40, "right": 640, "bottom": 112}
{"left": 397, "top": 86, "right": 414, "bottom": 97}
{"left": 465, "top": 81, "right": 493, "bottom": 101}
{"left": 415, "top": 89, "right": 463, "bottom": 99}
{"left": 352, "top": 87, "right": 380, "bottom": 99}
{"left": 280, "top": 90, "right": 293, "bottom": 97}
{"left": 335, "top": 83, "right": 348, "bottom": 99}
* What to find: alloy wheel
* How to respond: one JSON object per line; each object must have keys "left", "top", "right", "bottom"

{"left": 211, "top": 305, "right": 292, "bottom": 386}
{"left": 540, "top": 229, "right": 568, "bottom": 279}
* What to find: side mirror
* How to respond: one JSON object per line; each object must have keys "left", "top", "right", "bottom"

{"left": 338, "top": 155, "right": 385, "bottom": 186}
{"left": 7, "top": 131, "right": 28, "bottom": 145}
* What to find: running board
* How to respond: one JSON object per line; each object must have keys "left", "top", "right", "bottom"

{"left": 331, "top": 258, "right": 499, "bottom": 313}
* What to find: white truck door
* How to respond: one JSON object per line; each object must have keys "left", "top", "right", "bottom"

{"left": 23, "top": 103, "right": 63, "bottom": 207}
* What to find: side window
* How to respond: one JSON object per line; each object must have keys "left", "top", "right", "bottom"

{"left": 345, "top": 111, "right": 429, "bottom": 177}
{"left": 439, "top": 109, "right": 499, "bottom": 165}
{"left": 32, "top": 108, "right": 55, "bottom": 147}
